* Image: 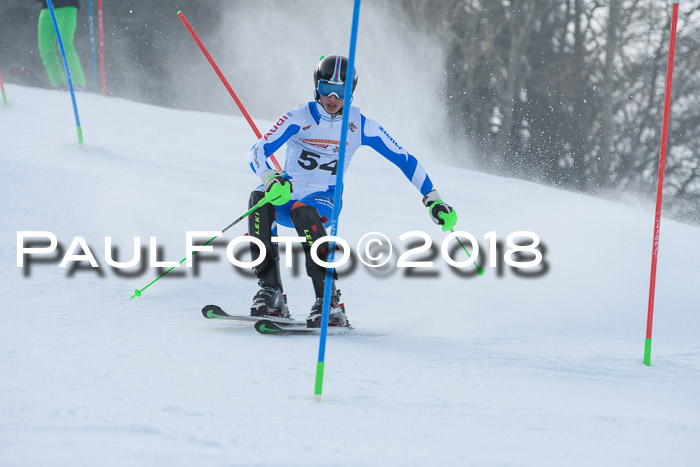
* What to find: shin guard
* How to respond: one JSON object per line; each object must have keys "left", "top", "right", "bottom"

{"left": 290, "top": 204, "right": 336, "bottom": 298}
{"left": 248, "top": 191, "right": 282, "bottom": 289}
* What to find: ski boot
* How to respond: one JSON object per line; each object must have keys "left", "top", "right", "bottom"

{"left": 306, "top": 289, "right": 349, "bottom": 328}
{"left": 250, "top": 284, "right": 290, "bottom": 318}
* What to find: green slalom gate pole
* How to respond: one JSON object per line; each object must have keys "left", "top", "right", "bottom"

{"left": 46, "top": 0, "right": 84, "bottom": 147}
{"left": 130, "top": 194, "right": 278, "bottom": 299}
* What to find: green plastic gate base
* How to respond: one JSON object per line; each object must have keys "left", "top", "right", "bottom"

{"left": 644, "top": 338, "right": 652, "bottom": 366}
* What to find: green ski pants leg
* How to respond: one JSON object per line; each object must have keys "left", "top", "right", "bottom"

{"left": 37, "top": 7, "right": 86, "bottom": 87}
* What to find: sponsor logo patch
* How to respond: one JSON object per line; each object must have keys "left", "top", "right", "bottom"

{"left": 301, "top": 138, "right": 340, "bottom": 150}
{"left": 263, "top": 115, "right": 290, "bottom": 140}
{"left": 379, "top": 125, "right": 403, "bottom": 150}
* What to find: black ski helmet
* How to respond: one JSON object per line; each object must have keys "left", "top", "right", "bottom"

{"left": 314, "top": 55, "right": 358, "bottom": 101}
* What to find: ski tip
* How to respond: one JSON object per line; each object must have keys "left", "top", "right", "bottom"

{"left": 255, "top": 319, "right": 283, "bottom": 334}
{"left": 202, "top": 304, "right": 226, "bottom": 319}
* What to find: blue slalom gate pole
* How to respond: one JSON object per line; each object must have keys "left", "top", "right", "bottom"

{"left": 88, "top": 0, "right": 98, "bottom": 92}
{"left": 46, "top": 0, "right": 84, "bottom": 146}
{"left": 314, "top": 0, "right": 362, "bottom": 402}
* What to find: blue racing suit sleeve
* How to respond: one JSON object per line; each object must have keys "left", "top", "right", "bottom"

{"left": 360, "top": 114, "right": 434, "bottom": 196}
{"left": 248, "top": 111, "right": 301, "bottom": 177}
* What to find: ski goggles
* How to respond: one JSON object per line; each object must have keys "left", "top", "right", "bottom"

{"left": 317, "top": 80, "right": 349, "bottom": 99}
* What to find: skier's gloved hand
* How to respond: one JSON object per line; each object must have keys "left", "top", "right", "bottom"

{"left": 423, "top": 189, "right": 457, "bottom": 232}
{"left": 262, "top": 170, "right": 292, "bottom": 206}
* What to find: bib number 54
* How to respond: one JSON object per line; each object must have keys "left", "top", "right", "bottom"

{"left": 298, "top": 150, "right": 338, "bottom": 175}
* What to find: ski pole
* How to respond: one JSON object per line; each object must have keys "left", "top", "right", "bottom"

{"left": 176, "top": 10, "right": 283, "bottom": 173}
{"left": 450, "top": 229, "right": 485, "bottom": 275}
{"left": 0, "top": 69, "right": 7, "bottom": 106}
{"left": 46, "top": 0, "right": 84, "bottom": 146}
{"left": 130, "top": 193, "right": 279, "bottom": 299}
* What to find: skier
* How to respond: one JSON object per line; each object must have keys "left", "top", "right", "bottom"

{"left": 247, "top": 55, "right": 457, "bottom": 327}
{"left": 36, "top": 0, "right": 86, "bottom": 89}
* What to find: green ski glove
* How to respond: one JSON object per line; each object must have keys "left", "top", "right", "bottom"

{"left": 422, "top": 189, "right": 457, "bottom": 232}
{"left": 263, "top": 172, "right": 292, "bottom": 206}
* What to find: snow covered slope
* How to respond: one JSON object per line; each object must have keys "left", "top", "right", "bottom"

{"left": 1, "top": 84, "right": 699, "bottom": 466}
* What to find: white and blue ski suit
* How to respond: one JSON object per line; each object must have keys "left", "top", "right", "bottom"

{"left": 248, "top": 100, "right": 435, "bottom": 228}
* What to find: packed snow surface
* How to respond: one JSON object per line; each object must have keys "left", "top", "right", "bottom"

{"left": 1, "top": 85, "right": 699, "bottom": 466}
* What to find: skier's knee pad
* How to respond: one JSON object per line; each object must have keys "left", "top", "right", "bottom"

{"left": 290, "top": 204, "right": 330, "bottom": 274}
{"left": 291, "top": 204, "right": 328, "bottom": 245}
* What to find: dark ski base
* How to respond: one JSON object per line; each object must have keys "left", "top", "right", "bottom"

{"left": 254, "top": 319, "right": 353, "bottom": 335}
{"left": 201, "top": 304, "right": 305, "bottom": 325}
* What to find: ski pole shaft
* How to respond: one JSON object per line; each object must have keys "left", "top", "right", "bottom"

{"left": 0, "top": 69, "right": 7, "bottom": 106}
{"left": 451, "top": 229, "right": 484, "bottom": 275}
{"left": 177, "top": 10, "right": 283, "bottom": 173}
{"left": 130, "top": 194, "right": 277, "bottom": 299}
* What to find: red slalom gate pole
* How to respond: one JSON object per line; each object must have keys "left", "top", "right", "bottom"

{"left": 98, "top": 0, "right": 105, "bottom": 95}
{"left": 645, "top": 3, "right": 679, "bottom": 366}
{"left": 177, "top": 10, "right": 283, "bottom": 173}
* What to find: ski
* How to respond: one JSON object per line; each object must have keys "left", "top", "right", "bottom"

{"left": 201, "top": 304, "right": 305, "bottom": 325}
{"left": 254, "top": 319, "right": 353, "bottom": 335}
{"left": 201, "top": 305, "right": 354, "bottom": 335}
